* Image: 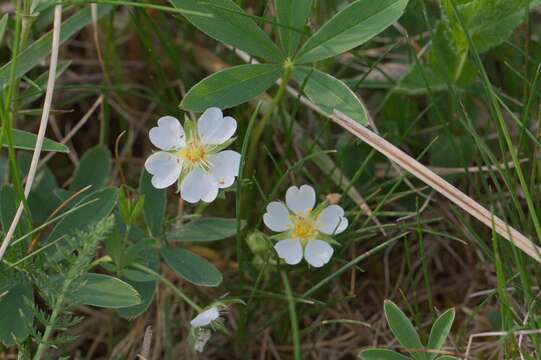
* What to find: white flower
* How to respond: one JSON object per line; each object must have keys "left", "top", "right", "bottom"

{"left": 144, "top": 108, "right": 241, "bottom": 203}
{"left": 263, "top": 185, "right": 348, "bottom": 268}
{"left": 190, "top": 306, "right": 220, "bottom": 328}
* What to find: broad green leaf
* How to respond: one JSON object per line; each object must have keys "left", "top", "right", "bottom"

{"left": 384, "top": 300, "right": 427, "bottom": 360}
{"left": 296, "top": 0, "right": 409, "bottom": 63}
{"left": 293, "top": 66, "right": 368, "bottom": 125}
{"left": 359, "top": 349, "right": 411, "bottom": 360}
{"left": 77, "top": 273, "right": 141, "bottom": 308}
{"left": 70, "top": 146, "right": 112, "bottom": 191}
{"left": 167, "top": 217, "right": 245, "bottom": 242}
{"left": 1, "top": 128, "right": 69, "bottom": 153}
{"left": 0, "top": 5, "right": 112, "bottom": 88}
{"left": 181, "top": 64, "right": 282, "bottom": 111}
{"left": 427, "top": 308, "right": 455, "bottom": 360}
{"left": 161, "top": 247, "right": 222, "bottom": 287}
{"left": 169, "top": 0, "right": 283, "bottom": 62}
{"left": 46, "top": 187, "right": 118, "bottom": 243}
{"left": 275, "top": 0, "right": 312, "bottom": 56}
{"left": 0, "top": 277, "right": 33, "bottom": 346}
{"left": 139, "top": 171, "right": 165, "bottom": 237}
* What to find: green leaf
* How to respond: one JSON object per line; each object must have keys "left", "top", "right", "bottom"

{"left": 395, "top": 65, "right": 448, "bottom": 95}
{"left": 0, "top": 277, "right": 33, "bottom": 346}
{"left": 117, "top": 279, "right": 156, "bottom": 319}
{"left": 139, "top": 170, "right": 166, "bottom": 237}
{"left": 181, "top": 64, "right": 282, "bottom": 111}
{"left": 0, "top": 5, "right": 112, "bottom": 88}
{"left": 161, "top": 247, "right": 222, "bottom": 287}
{"left": 359, "top": 349, "right": 411, "bottom": 360}
{"left": 0, "top": 186, "right": 18, "bottom": 235}
{"left": 169, "top": 0, "right": 283, "bottom": 62}
{"left": 296, "top": 0, "right": 409, "bottom": 63}
{"left": 293, "top": 66, "right": 368, "bottom": 125}
{"left": 427, "top": 308, "right": 455, "bottom": 360}
{"left": 1, "top": 128, "right": 69, "bottom": 153}
{"left": 46, "top": 187, "right": 118, "bottom": 243}
{"left": 441, "top": 0, "right": 541, "bottom": 54}
{"left": 77, "top": 273, "right": 141, "bottom": 308}
{"left": 19, "top": 61, "right": 71, "bottom": 107}
{"left": 275, "top": 0, "right": 312, "bottom": 56}
{"left": 70, "top": 146, "right": 112, "bottom": 191}
{"left": 436, "top": 357, "right": 459, "bottom": 360}
{"left": 167, "top": 217, "right": 245, "bottom": 242}
{"left": 384, "top": 300, "right": 427, "bottom": 360}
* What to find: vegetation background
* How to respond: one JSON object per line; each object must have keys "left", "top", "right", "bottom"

{"left": 1, "top": 0, "right": 541, "bottom": 359}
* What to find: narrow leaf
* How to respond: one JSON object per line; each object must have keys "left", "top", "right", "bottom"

{"left": 0, "top": 14, "right": 8, "bottom": 46}
{"left": 384, "top": 300, "right": 427, "bottom": 360}
{"left": 167, "top": 217, "right": 245, "bottom": 242}
{"left": 169, "top": 0, "right": 283, "bottom": 62}
{"left": 181, "top": 64, "right": 282, "bottom": 111}
{"left": 78, "top": 273, "right": 141, "bottom": 308}
{"left": 293, "top": 66, "right": 368, "bottom": 125}
{"left": 1, "top": 128, "right": 69, "bottom": 153}
{"left": 359, "top": 349, "right": 411, "bottom": 360}
{"left": 427, "top": 308, "right": 455, "bottom": 360}
{"left": 161, "top": 247, "right": 222, "bottom": 287}
{"left": 275, "top": 0, "right": 312, "bottom": 56}
{"left": 70, "top": 146, "right": 112, "bottom": 191}
{"left": 0, "top": 5, "right": 112, "bottom": 88}
{"left": 296, "top": 0, "right": 409, "bottom": 64}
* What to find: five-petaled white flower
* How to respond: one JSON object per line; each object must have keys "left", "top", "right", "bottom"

{"left": 263, "top": 185, "right": 348, "bottom": 268}
{"left": 145, "top": 107, "right": 241, "bottom": 203}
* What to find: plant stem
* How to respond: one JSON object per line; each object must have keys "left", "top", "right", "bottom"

{"left": 246, "top": 62, "right": 293, "bottom": 174}
{"left": 281, "top": 270, "right": 301, "bottom": 360}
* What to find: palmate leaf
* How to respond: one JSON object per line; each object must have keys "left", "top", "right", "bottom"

{"left": 1, "top": 128, "right": 69, "bottom": 153}
{"left": 180, "top": 64, "right": 282, "bottom": 111}
{"left": 293, "top": 66, "right": 368, "bottom": 125}
{"left": 0, "top": 5, "right": 112, "bottom": 88}
{"left": 274, "top": 0, "right": 313, "bottom": 56}
{"left": 296, "top": 0, "right": 409, "bottom": 64}
{"left": 169, "top": 0, "right": 283, "bottom": 62}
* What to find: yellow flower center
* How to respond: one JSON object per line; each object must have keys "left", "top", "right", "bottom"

{"left": 290, "top": 213, "right": 318, "bottom": 246}
{"left": 179, "top": 140, "right": 208, "bottom": 166}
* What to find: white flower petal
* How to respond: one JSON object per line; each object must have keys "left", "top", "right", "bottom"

{"left": 263, "top": 202, "right": 292, "bottom": 232}
{"left": 208, "top": 150, "right": 241, "bottom": 189}
{"left": 144, "top": 151, "right": 181, "bottom": 189}
{"left": 149, "top": 116, "right": 185, "bottom": 150}
{"left": 285, "top": 185, "right": 316, "bottom": 216}
{"left": 304, "top": 240, "right": 334, "bottom": 268}
{"left": 190, "top": 307, "right": 220, "bottom": 328}
{"left": 274, "top": 239, "right": 303, "bottom": 265}
{"left": 197, "top": 107, "right": 237, "bottom": 145}
{"left": 180, "top": 167, "right": 219, "bottom": 203}
{"left": 316, "top": 205, "right": 348, "bottom": 235}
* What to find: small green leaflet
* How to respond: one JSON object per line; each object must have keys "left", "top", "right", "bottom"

{"left": 384, "top": 300, "right": 428, "bottom": 360}
{"left": 274, "top": 0, "right": 312, "bottom": 56}
{"left": 181, "top": 64, "right": 282, "bottom": 111}
{"left": 167, "top": 217, "right": 245, "bottom": 242}
{"left": 296, "top": 0, "right": 409, "bottom": 64}
{"left": 293, "top": 66, "right": 368, "bottom": 125}
{"left": 1, "top": 128, "right": 69, "bottom": 153}
{"left": 161, "top": 247, "right": 222, "bottom": 287}
{"left": 77, "top": 273, "right": 141, "bottom": 309}
{"left": 169, "top": 0, "right": 283, "bottom": 62}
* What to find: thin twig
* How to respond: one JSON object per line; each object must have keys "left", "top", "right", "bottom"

{"left": 0, "top": 5, "right": 62, "bottom": 262}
